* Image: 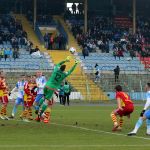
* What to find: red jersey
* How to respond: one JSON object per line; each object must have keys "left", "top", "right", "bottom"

{"left": 0, "top": 78, "right": 8, "bottom": 96}
{"left": 116, "top": 91, "right": 133, "bottom": 107}
{"left": 24, "top": 82, "right": 37, "bottom": 102}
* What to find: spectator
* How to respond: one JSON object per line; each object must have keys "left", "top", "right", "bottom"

{"left": 54, "top": 35, "right": 59, "bottom": 50}
{"left": 82, "top": 46, "right": 89, "bottom": 59}
{"left": 77, "top": 3, "right": 83, "bottom": 14}
{"left": 113, "top": 48, "right": 118, "bottom": 60}
{"left": 63, "top": 81, "right": 71, "bottom": 106}
{"left": 8, "top": 48, "right": 12, "bottom": 61}
{"left": 0, "top": 48, "right": 4, "bottom": 61}
{"left": 30, "top": 46, "right": 39, "bottom": 54}
{"left": 0, "top": 36, "right": 3, "bottom": 44}
{"left": 95, "top": 69, "right": 100, "bottom": 82}
{"left": 58, "top": 84, "right": 64, "bottom": 105}
{"left": 114, "top": 66, "right": 120, "bottom": 82}
{"left": 19, "top": 37, "right": 26, "bottom": 48}
{"left": 95, "top": 63, "right": 99, "bottom": 71}
{"left": 27, "top": 40, "right": 33, "bottom": 51}
{"left": 4, "top": 48, "right": 8, "bottom": 61}
{"left": 129, "top": 49, "right": 135, "bottom": 60}
{"left": 117, "top": 49, "right": 124, "bottom": 60}
{"left": 49, "top": 35, "right": 54, "bottom": 50}
{"left": 13, "top": 48, "right": 19, "bottom": 60}
{"left": 44, "top": 33, "right": 49, "bottom": 49}
{"left": 64, "top": 8, "right": 72, "bottom": 20}
{"left": 72, "top": 3, "right": 76, "bottom": 14}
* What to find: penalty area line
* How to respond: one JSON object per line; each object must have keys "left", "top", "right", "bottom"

{"left": 51, "top": 122, "right": 150, "bottom": 141}
{"left": 10, "top": 119, "right": 150, "bottom": 141}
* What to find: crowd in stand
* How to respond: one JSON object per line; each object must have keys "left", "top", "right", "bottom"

{"left": 67, "top": 14, "right": 150, "bottom": 59}
{"left": 0, "top": 15, "right": 27, "bottom": 61}
{"left": 43, "top": 33, "right": 67, "bottom": 50}
{"left": 0, "top": 15, "right": 44, "bottom": 61}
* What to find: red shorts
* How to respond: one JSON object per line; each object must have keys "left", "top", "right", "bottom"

{"left": 114, "top": 104, "right": 134, "bottom": 117}
{"left": 24, "top": 100, "right": 34, "bottom": 107}
{"left": 0, "top": 96, "right": 9, "bottom": 104}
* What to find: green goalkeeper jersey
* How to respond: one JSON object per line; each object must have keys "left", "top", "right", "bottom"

{"left": 45, "top": 60, "right": 77, "bottom": 89}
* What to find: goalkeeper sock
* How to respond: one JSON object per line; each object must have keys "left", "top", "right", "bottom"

{"left": 111, "top": 112, "right": 118, "bottom": 126}
{"left": 132, "top": 118, "right": 143, "bottom": 133}
{"left": 41, "top": 102, "right": 48, "bottom": 116}
{"left": 146, "top": 119, "right": 150, "bottom": 134}
{"left": 44, "top": 112, "right": 50, "bottom": 123}
{"left": 39, "top": 98, "right": 44, "bottom": 107}
{"left": 119, "top": 117, "right": 123, "bottom": 128}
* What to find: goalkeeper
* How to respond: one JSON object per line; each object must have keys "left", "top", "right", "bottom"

{"left": 37, "top": 56, "right": 79, "bottom": 120}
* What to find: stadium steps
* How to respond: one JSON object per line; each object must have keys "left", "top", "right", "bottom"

{"left": 53, "top": 15, "right": 81, "bottom": 51}
{"left": 14, "top": 14, "right": 45, "bottom": 51}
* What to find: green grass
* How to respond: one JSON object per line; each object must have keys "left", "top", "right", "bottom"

{"left": 0, "top": 104, "right": 149, "bottom": 150}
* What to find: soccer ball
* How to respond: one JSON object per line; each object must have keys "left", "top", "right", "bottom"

{"left": 69, "top": 47, "right": 76, "bottom": 54}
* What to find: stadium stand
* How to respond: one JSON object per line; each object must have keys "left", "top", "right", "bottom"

{"left": 80, "top": 52, "right": 145, "bottom": 73}
{"left": 114, "top": 16, "right": 132, "bottom": 28}
{"left": 64, "top": 13, "right": 150, "bottom": 99}
{"left": 0, "top": 49, "right": 53, "bottom": 70}
{"left": 1, "top": 11, "right": 149, "bottom": 100}
{"left": 10, "top": 14, "right": 107, "bottom": 100}
{"left": 0, "top": 14, "right": 54, "bottom": 71}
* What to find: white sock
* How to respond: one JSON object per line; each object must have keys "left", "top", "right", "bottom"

{"left": 132, "top": 118, "right": 143, "bottom": 133}
{"left": 146, "top": 119, "right": 150, "bottom": 134}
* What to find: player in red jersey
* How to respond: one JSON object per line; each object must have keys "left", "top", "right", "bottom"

{"left": 22, "top": 76, "right": 37, "bottom": 122}
{"left": 110, "top": 85, "right": 134, "bottom": 131}
{"left": 0, "top": 72, "right": 9, "bottom": 120}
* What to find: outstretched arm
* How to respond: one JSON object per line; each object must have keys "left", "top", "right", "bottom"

{"left": 56, "top": 56, "right": 71, "bottom": 68}
{"left": 56, "top": 60, "right": 66, "bottom": 67}
{"left": 66, "top": 62, "right": 78, "bottom": 76}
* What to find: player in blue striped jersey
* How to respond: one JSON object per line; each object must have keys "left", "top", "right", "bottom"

{"left": 128, "top": 83, "right": 150, "bottom": 136}
{"left": 33, "top": 71, "right": 47, "bottom": 113}
{"left": 9, "top": 75, "right": 26, "bottom": 118}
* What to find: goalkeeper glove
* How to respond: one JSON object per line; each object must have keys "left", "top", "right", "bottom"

{"left": 140, "top": 109, "right": 146, "bottom": 117}
{"left": 75, "top": 59, "right": 80, "bottom": 64}
{"left": 65, "top": 56, "right": 71, "bottom": 62}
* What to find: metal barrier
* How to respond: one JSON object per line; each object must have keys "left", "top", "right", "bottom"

{"left": 25, "top": 64, "right": 40, "bottom": 70}
{"left": 0, "top": 64, "right": 11, "bottom": 69}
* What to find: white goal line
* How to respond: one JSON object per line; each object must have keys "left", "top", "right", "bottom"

{"left": 0, "top": 144, "right": 150, "bottom": 148}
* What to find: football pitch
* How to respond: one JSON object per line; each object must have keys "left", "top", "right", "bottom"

{"left": 0, "top": 104, "right": 150, "bottom": 150}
